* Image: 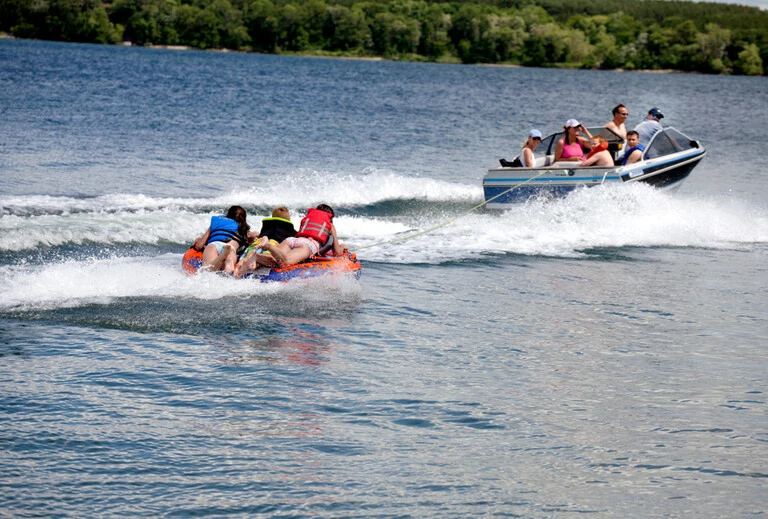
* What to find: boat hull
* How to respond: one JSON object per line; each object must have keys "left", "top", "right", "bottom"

{"left": 182, "top": 247, "right": 362, "bottom": 282}
{"left": 483, "top": 148, "right": 706, "bottom": 207}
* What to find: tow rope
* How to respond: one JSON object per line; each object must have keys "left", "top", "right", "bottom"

{"left": 350, "top": 169, "right": 548, "bottom": 252}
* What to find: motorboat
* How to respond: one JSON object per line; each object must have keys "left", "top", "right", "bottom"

{"left": 483, "top": 126, "right": 706, "bottom": 207}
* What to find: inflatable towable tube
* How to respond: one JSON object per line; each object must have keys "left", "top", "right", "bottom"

{"left": 181, "top": 246, "right": 361, "bottom": 282}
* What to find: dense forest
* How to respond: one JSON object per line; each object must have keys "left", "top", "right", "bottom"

{"left": 1, "top": 0, "right": 766, "bottom": 74}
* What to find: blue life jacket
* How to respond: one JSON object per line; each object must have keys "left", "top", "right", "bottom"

{"left": 207, "top": 215, "right": 246, "bottom": 245}
{"left": 622, "top": 144, "right": 645, "bottom": 165}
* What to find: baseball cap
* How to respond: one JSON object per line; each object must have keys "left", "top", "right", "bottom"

{"left": 565, "top": 119, "right": 580, "bottom": 128}
{"left": 648, "top": 107, "right": 664, "bottom": 119}
{"left": 529, "top": 129, "right": 542, "bottom": 139}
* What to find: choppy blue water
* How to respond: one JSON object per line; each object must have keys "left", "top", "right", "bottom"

{"left": 1, "top": 39, "right": 767, "bottom": 517}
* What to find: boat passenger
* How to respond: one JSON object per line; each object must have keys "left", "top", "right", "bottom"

{"left": 633, "top": 108, "right": 664, "bottom": 147}
{"left": 193, "top": 205, "right": 257, "bottom": 274}
{"left": 580, "top": 135, "right": 613, "bottom": 167}
{"left": 234, "top": 206, "right": 298, "bottom": 277}
{"left": 604, "top": 104, "right": 628, "bottom": 140}
{"left": 259, "top": 204, "right": 344, "bottom": 268}
{"left": 554, "top": 119, "right": 592, "bottom": 163}
{"left": 499, "top": 129, "right": 542, "bottom": 168}
{"left": 519, "top": 129, "right": 542, "bottom": 167}
{"left": 621, "top": 130, "right": 645, "bottom": 165}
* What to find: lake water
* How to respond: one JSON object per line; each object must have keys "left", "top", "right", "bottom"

{"left": 1, "top": 39, "right": 767, "bottom": 517}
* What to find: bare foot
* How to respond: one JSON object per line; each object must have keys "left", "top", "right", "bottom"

{"left": 254, "top": 253, "right": 277, "bottom": 267}
{"left": 233, "top": 256, "right": 255, "bottom": 278}
{"left": 262, "top": 240, "right": 288, "bottom": 266}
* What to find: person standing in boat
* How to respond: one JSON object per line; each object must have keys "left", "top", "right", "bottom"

{"left": 554, "top": 119, "right": 593, "bottom": 163}
{"left": 621, "top": 130, "right": 645, "bottom": 165}
{"left": 604, "top": 104, "right": 629, "bottom": 140}
{"left": 634, "top": 108, "right": 664, "bottom": 147}
{"left": 193, "top": 205, "right": 257, "bottom": 274}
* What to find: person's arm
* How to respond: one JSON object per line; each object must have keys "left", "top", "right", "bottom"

{"left": 580, "top": 154, "right": 597, "bottom": 167}
{"left": 246, "top": 229, "right": 260, "bottom": 241}
{"left": 625, "top": 149, "right": 643, "bottom": 165}
{"left": 330, "top": 223, "right": 344, "bottom": 255}
{"left": 554, "top": 138, "right": 564, "bottom": 162}
{"left": 193, "top": 228, "right": 210, "bottom": 250}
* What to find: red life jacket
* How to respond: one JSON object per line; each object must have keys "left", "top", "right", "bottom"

{"left": 296, "top": 208, "right": 332, "bottom": 244}
{"left": 586, "top": 141, "right": 609, "bottom": 160}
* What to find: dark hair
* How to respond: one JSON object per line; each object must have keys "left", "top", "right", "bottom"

{"left": 563, "top": 125, "right": 579, "bottom": 145}
{"left": 612, "top": 104, "right": 626, "bottom": 116}
{"left": 316, "top": 203, "right": 335, "bottom": 218}
{"left": 626, "top": 130, "right": 639, "bottom": 139}
{"left": 226, "top": 205, "right": 249, "bottom": 238}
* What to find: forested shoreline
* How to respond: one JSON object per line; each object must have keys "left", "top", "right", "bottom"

{"left": 1, "top": 0, "right": 766, "bottom": 75}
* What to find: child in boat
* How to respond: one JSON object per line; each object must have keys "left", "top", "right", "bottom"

{"left": 193, "top": 205, "right": 258, "bottom": 274}
{"left": 580, "top": 135, "right": 613, "bottom": 167}
{"left": 241, "top": 204, "right": 344, "bottom": 273}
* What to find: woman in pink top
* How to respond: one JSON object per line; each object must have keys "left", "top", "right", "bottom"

{"left": 554, "top": 119, "right": 593, "bottom": 163}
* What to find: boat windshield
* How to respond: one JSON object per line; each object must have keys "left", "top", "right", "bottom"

{"left": 664, "top": 128, "right": 699, "bottom": 152}
{"left": 645, "top": 130, "right": 678, "bottom": 159}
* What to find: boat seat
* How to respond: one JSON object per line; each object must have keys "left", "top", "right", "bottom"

{"left": 535, "top": 156, "right": 554, "bottom": 167}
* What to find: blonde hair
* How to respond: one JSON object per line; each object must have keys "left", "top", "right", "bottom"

{"left": 591, "top": 135, "right": 606, "bottom": 144}
{"left": 271, "top": 206, "right": 290, "bottom": 219}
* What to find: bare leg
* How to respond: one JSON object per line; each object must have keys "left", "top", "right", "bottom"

{"left": 209, "top": 244, "right": 234, "bottom": 272}
{"left": 234, "top": 237, "right": 271, "bottom": 278}
{"left": 201, "top": 244, "right": 223, "bottom": 271}
{"left": 263, "top": 241, "right": 312, "bottom": 267}
{"left": 254, "top": 253, "right": 277, "bottom": 267}
{"left": 233, "top": 251, "right": 254, "bottom": 278}
{"left": 221, "top": 246, "right": 238, "bottom": 274}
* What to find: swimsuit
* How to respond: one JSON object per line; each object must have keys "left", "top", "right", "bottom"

{"left": 284, "top": 236, "right": 321, "bottom": 256}
{"left": 561, "top": 139, "right": 585, "bottom": 160}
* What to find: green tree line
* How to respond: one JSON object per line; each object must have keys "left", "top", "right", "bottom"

{"left": 1, "top": 0, "right": 765, "bottom": 75}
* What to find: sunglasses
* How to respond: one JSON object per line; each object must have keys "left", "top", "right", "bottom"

{"left": 619, "top": 112, "right": 629, "bottom": 116}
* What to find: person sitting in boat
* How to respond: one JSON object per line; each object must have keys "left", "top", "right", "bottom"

{"left": 634, "top": 107, "right": 664, "bottom": 147}
{"left": 554, "top": 119, "right": 593, "bottom": 163}
{"left": 499, "top": 129, "right": 542, "bottom": 167}
{"left": 604, "top": 104, "right": 628, "bottom": 140}
{"left": 257, "top": 204, "right": 344, "bottom": 268}
{"left": 234, "top": 206, "right": 298, "bottom": 277}
{"left": 580, "top": 135, "right": 613, "bottom": 167}
{"left": 193, "top": 205, "right": 257, "bottom": 274}
{"left": 621, "top": 130, "right": 645, "bottom": 166}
